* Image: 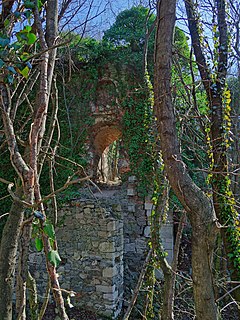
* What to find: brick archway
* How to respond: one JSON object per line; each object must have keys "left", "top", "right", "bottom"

{"left": 93, "top": 125, "right": 122, "bottom": 155}
{"left": 88, "top": 76, "right": 125, "bottom": 180}
{"left": 90, "top": 124, "right": 122, "bottom": 181}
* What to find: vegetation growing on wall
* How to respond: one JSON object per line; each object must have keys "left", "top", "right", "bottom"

{"left": 0, "top": 1, "right": 240, "bottom": 319}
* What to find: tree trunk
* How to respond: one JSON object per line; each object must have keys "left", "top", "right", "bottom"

{"left": 154, "top": 1, "right": 218, "bottom": 319}
{"left": 26, "top": 271, "right": 39, "bottom": 320}
{"left": 160, "top": 212, "right": 186, "bottom": 320}
{"left": 185, "top": 0, "right": 240, "bottom": 303}
{"left": 0, "top": 190, "right": 24, "bottom": 320}
{"left": 16, "top": 224, "right": 32, "bottom": 320}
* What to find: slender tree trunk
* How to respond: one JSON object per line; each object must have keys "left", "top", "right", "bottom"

{"left": 160, "top": 212, "right": 186, "bottom": 320}
{"left": 185, "top": 0, "right": 240, "bottom": 303}
{"left": 154, "top": 1, "right": 218, "bottom": 319}
{"left": 26, "top": 271, "right": 39, "bottom": 320}
{"left": 16, "top": 224, "right": 32, "bottom": 320}
{"left": 159, "top": 258, "right": 173, "bottom": 320}
{"left": 0, "top": 190, "right": 24, "bottom": 320}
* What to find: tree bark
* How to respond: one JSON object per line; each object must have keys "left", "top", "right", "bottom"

{"left": 16, "top": 223, "right": 33, "bottom": 320}
{"left": 160, "top": 212, "right": 186, "bottom": 320}
{"left": 185, "top": 0, "right": 240, "bottom": 302}
{"left": 0, "top": 0, "right": 69, "bottom": 317}
{"left": 154, "top": 0, "right": 218, "bottom": 319}
{"left": 0, "top": 190, "right": 24, "bottom": 320}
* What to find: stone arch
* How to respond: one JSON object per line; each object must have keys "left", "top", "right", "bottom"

{"left": 88, "top": 75, "right": 127, "bottom": 181}
{"left": 93, "top": 125, "right": 122, "bottom": 155}
{"left": 91, "top": 124, "right": 122, "bottom": 181}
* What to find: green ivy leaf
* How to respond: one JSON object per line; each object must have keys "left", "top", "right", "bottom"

{"left": 20, "top": 66, "right": 29, "bottom": 79}
{"left": 21, "top": 52, "right": 30, "bottom": 61}
{"left": 48, "top": 250, "right": 61, "bottom": 267}
{"left": 35, "top": 238, "right": 43, "bottom": 252}
{"left": 38, "top": 0, "right": 43, "bottom": 9}
{"left": 16, "top": 32, "right": 28, "bottom": 42}
{"left": 4, "top": 19, "right": 10, "bottom": 28}
{"left": 43, "top": 223, "right": 56, "bottom": 240}
{"left": 27, "top": 32, "right": 37, "bottom": 45}
{"left": 11, "top": 42, "right": 22, "bottom": 50}
{"left": 24, "top": 25, "right": 32, "bottom": 32}
{"left": 23, "top": 10, "right": 32, "bottom": 19}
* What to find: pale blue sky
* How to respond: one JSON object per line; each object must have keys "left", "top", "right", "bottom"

{"left": 59, "top": 0, "right": 150, "bottom": 38}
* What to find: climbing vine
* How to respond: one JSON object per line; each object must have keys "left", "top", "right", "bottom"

{"left": 122, "top": 84, "right": 155, "bottom": 196}
{"left": 213, "top": 87, "right": 240, "bottom": 274}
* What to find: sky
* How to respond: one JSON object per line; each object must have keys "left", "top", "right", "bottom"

{"left": 74, "top": 0, "right": 190, "bottom": 40}
{"left": 59, "top": 0, "right": 151, "bottom": 39}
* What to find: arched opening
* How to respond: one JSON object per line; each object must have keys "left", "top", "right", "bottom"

{"left": 93, "top": 126, "right": 129, "bottom": 183}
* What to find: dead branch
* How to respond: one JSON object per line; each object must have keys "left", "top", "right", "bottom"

{"left": 41, "top": 175, "right": 91, "bottom": 203}
{"left": 7, "top": 183, "right": 32, "bottom": 207}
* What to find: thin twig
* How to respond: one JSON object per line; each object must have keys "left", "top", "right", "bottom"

{"left": 0, "top": 212, "right": 9, "bottom": 219}
{"left": 7, "top": 183, "right": 32, "bottom": 207}
{"left": 0, "top": 177, "right": 14, "bottom": 184}
{"left": 216, "top": 284, "right": 240, "bottom": 303}
{"left": 41, "top": 175, "right": 91, "bottom": 203}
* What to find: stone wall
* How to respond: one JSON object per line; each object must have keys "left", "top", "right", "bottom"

{"left": 124, "top": 176, "right": 174, "bottom": 301}
{"left": 29, "top": 199, "right": 124, "bottom": 319}
{"left": 29, "top": 180, "right": 174, "bottom": 319}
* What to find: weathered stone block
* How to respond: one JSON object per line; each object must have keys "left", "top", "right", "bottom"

{"left": 146, "top": 209, "right": 152, "bottom": 217}
{"left": 98, "top": 231, "right": 109, "bottom": 237}
{"left": 103, "top": 290, "right": 118, "bottom": 301}
{"left": 144, "top": 201, "right": 153, "bottom": 210}
{"left": 127, "top": 188, "right": 135, "bottom": 196}
{"left": 136, "top": 239, "right": 147, "bottom": 252}
{"left": 116, "top": 245, "right": 124, "bottom": 252}
{"left": 76, "top": 213, "right": 84, "bottom": 220}
{"left": 128, "top": 175, "right": 137, "bottom": 182}
{"left": 83, "top": 207, "right": 91, "bottom": 214}
{"left": 96, "top": 284, "right": 115, "bottom": 293}
{"left": 91, "top": 241, "right": 99, "bottom": 248}
{"left": 112, "top": 204, "right": 121, "bottom": 212}
{"left": 160, "top": 226, "right": 173, "bottom": 239}
{"left": 107, "top": 220, "right": 116, "bottom": 231}
{"left": 144, "top": 226, "right": 151, "bottom": 237}
{"left": 73, "top": 252, "right": 82, "bottom": 260}
{"left": 99, "top": 242, "right": 114, "bottom": 253}
{"left": 85, "top": 204, "right": 95, "bottom": 208}
{"left": 128, "top": 204, "right": 135, "bottom": 212}
{"left": 103, "top": 266, "right": 118, "bottom": 278}
{"left": 125, "top": 243, "right": 136, "bottom": 253}
{"left": 57, "top": 266, "right": 65, "bottom": 273}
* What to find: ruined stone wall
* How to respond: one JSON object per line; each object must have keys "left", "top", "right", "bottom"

{"left": 29, "top": 180, "right": 173, "bottom": 319}
{"left": 29, "top": 199, "right": 124, "bottom": 319}
{"left": 124, "top": 176, "right": 174, "bottom": 302}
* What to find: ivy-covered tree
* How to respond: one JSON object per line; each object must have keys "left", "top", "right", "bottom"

{"left": 0, "top": 0, "right": 105, "bottom": 318}
{"left": 155, "top": 0, "right": 240, "bottom": 319}
{"left": 185, "top": 0, "right": 240, "bottom": 303}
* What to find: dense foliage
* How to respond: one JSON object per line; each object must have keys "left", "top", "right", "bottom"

{"left": 0, "top": 2, "right": 239, "bottom": 319}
